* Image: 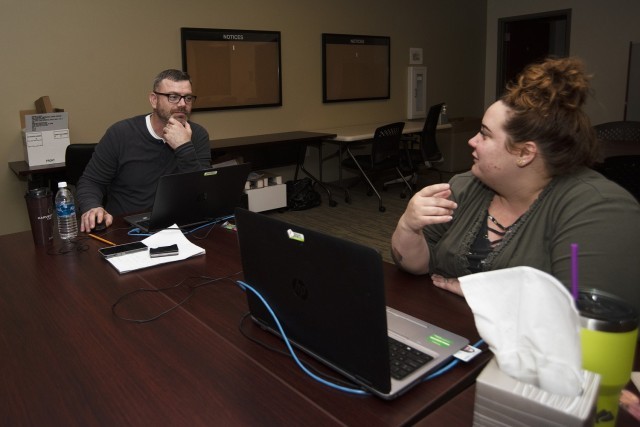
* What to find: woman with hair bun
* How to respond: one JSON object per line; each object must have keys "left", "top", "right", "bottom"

{"left": 391, "top": 56, "right": 640, "bottom": 312}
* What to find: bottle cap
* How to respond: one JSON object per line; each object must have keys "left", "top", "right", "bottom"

{"left": 58, "top": 181, "right": 68, "bottom": 188}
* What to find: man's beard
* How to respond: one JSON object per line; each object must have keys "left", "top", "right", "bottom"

{"left": 155, "top": 107, "right": 189, "bottom": 124}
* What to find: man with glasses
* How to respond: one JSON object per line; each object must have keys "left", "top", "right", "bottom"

{"left": 77, "top": 69, "right": 211, "bottom": 232}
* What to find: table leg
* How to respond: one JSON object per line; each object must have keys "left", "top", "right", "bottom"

{"left": 297, "top": 143, "right": 337, "bottom": 207}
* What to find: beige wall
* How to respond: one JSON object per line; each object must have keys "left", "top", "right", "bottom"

{"left": 6, "top": 1, "right": 638, "bottom": 237}
{"left": 2, "top": 0, "right": 488, "bottom": 235}
{"left": 485, "top": 0, "right": 640, "bottom": 122}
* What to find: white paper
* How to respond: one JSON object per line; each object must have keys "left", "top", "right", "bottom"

{"left": 24, "top": 112, "right": 68, "bottom": 132}
{"left": 106, "top": 225, "right": 205, "bottom": 273}
{"left": 22, "top": 112, "right": 70, "bottom": 166}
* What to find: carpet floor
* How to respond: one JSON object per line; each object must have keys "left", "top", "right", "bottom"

{"left": 262, "top": 177, "right": 420, "bottom": 264}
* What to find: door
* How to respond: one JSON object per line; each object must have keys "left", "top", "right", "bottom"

{"left": 626, "top": 42, "right": 640, "bottom": 120}
{"left": 497, "top": 10, "right": 571, "bottom": 98}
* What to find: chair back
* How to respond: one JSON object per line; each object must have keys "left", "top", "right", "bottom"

{"left": 592, "top": 122, "right": 640, "bottom": 198}
{"left": 371, "top": 122, "right": 405, "bottom": 166}
{"left": 65, "top": 143, "right": 97, "bottom": 186}
{"left": 594, "top": 121, "right": 640, "bottom": 159}
{"left": 594, "top": 155, "right": 640, "bottom": 201}
{"left": 419, "top": 103, "right": 444, "bottom": 160}
{"left": 594, "top": 121, "right": 640, "bottom": 143}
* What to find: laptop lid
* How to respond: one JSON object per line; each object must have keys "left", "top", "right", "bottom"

{"left": 126, "top": 163, "right": 251, "bottom": 232}
{"left": 234, "top": 208, "right": 468, "bottom": 399}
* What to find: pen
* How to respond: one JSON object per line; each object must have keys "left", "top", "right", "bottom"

{"left": 88, "top": 233, "right": 116, "bottom": 246}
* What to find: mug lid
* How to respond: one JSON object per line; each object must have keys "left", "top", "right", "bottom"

{"left": 25, "top": 187, "right": 51, "bottom": 198}
{"left": 577, "top": 288, "right": 639, "bottom": 332}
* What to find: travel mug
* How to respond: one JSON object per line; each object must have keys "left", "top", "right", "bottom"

{"left": 578, "top": 289, "right": 639, "bottom": 426}
{"left": 24, "top": 187, "right": 54, "bottom": 246}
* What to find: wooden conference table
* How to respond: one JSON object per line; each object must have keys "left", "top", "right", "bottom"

{"left": 1, "top": 219, "right": 490, "bottom": 426}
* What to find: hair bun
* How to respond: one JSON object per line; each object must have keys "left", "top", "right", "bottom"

{"left": 504, "top": 57, "right": 591, "bottom": 115}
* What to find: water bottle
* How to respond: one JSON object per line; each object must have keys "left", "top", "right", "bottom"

{"left": 439, "top": 104, "right": 449, "bottom": 125}
{"left": 55, "top": 181, "right": 78, "bottom": 240}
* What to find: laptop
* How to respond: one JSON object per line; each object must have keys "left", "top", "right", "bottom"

{"left": 124, "top": 163, "right": 251, "bottom": 232}
{"left": 234, "top": 208, "right": 469, "bottom": 400}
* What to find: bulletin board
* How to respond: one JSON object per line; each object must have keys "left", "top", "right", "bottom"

{"left": 322, "top": 33, "right": 391, "bottom": 103}
{"left": 181, "top": 28, "right": 282, "bottom": 112}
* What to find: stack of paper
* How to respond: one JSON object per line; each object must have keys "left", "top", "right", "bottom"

{"left": 106, "top": 225, "right": 205, "bottom": 274}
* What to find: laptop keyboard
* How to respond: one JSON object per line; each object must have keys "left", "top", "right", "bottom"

{"left": 388, "top": 337, "right": 434, "bottom": 380}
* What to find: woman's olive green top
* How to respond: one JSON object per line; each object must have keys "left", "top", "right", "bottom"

{"left": 424, "top": 168, "right": 640, "bottom": 314}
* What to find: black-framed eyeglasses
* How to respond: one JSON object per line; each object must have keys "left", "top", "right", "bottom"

{"left": 153, "top": 91, "right": 197, "bottom": 104}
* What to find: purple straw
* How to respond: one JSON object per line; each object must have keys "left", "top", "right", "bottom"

{"left": 571, "top": 243, "right": 579, "bottom": 301}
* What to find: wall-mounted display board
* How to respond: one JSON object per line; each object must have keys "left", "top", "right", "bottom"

{"left": 322, "top": 33, "right": 390, "bottom": 103}
{"left": 181, "top": 28, "right": 282, "bottom": 112}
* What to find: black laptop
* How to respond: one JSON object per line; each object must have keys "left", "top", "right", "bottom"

{"left": 124, "top": 163, "right": 251, "bottom": 232}
{"left": 234, "top": 208, "right": 468, "bottom": 399}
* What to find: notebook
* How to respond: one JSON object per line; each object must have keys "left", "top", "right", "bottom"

{"left": 125, "top": 163, "right": 251, "bottom": 232}
{"left": 234, "top": 208, "right": 469, "bottom": 400}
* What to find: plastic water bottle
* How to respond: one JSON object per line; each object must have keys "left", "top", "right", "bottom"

{"left": 439, "top": 104, "right": 449, "bottom": 125}
{"left": 55, "top": 181, "right": 78, "bottom": 240}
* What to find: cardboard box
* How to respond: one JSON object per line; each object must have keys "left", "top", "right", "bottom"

{"left": 35, "top": 96, "right": 54, "bottom": 114}
{"left": 244, "top": 183, "right": 287, "bottom": 212}
{"left": 22, "top": 112, "right": 70, "bottom": 166}
{"left": 473, "top": 358, "right": 600, "bottom": 427}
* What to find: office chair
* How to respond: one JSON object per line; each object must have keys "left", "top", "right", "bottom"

{"left": 593, "top": 155, "right": 640, "bottom": 201}
{"left": 384, "top": 103, "right": 445, "bottom": 195}
{"left": 593, "top": 120, "right": 640, "bottom": 159}
{"left": 341, "top": 122, "right": 411, "bottom": 212}
{"left": 65, "top": 143, "right": 97, "bottom": 186}
{"left": 593, "top": 121, "right": 640, "bottom": 144}
{"left": 413, "top": 103, "right": 446, "bottom": 166}
{"left": 405, "top": 102, "right": 446, "bottom": 178}
{"left": 591, "top": 121, "right": 640, "bottom": 201}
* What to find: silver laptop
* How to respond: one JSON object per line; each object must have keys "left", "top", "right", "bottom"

{"left": 234, "top": 208, "right": 468, "bottom": 400}
{"left": 125, "top": 163, "right": 251, "bottom": 232}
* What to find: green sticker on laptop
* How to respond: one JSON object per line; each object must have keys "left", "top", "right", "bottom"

{"left": 287, "top": 229, "right": 305, "bottom": 242}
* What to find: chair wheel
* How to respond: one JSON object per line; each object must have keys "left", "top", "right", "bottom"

{"left": 329, "top": 199, "right": 338, "bottom": 207}
{"left": 345, "top": 196, "right": 351, "bottom": 204}
{"left": 379, "top": 206, "right": 386, "bottom": 212}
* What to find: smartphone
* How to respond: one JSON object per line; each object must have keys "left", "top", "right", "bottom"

{"left": 98, "top": 241, "right": 148, "bottom": 258}
{"left": 149, "top": 244, "right": 179, "bottom": 258}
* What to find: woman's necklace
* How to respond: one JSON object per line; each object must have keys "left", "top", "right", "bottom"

{"left": 486, "top": 212, "right": 513, "bottom": 246}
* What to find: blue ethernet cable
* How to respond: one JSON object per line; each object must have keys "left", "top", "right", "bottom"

{"left": 236, "top": 280, "right": 369, "bottom": 395}
{"left": 237, "top": 279, "right": 485, "bottom": 394}
{"left": 127, "top": 215, "right": 235, "bottom": 237}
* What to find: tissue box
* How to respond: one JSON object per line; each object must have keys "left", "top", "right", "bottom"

{"left": 22, "top": 112, "right": 70, "bottom": 166}
{"left": 473, "top": 358, "right": 600, "bottom": 427}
